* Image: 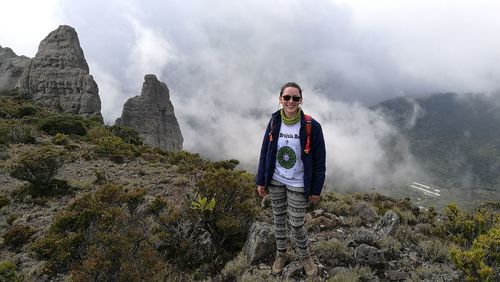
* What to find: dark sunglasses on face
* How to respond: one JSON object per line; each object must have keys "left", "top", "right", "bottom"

{"left": 282, "top": 95, "right": 302, "bottom": 102}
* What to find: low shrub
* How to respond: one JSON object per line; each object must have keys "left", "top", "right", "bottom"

{"left": 395, "top": 225, "right": 424, "bottom": 245}
{"left": 87, "top": 126, "right": 112, "bottom": 143}
{"left": 14, "top": 104, "right": 39, "bottom": 118}
{"left": 330, "top": 266, "right": 374, "bottom": 282}
{"left": 377, "top": 236, "right": 402, "bottom": 260}
{"left": 419, "top": 239, "right": 449, "bottom": 263}
{"left": 94, "top": 136, "right": 134, "bottom": 163}
{"left": 2, "top": 225, "right": 35, "bottom": 250}
{"left": 0, "top": 120, "right": 37, "bottom": 144}
{"left": 194, "top": 168, "right": 259, "bottom": 251}
{"left": 0, "top": 261, "right": 20, "bottom": 282}
{"left": 109, "top": 125, "right": 143, "bottom": 145}
{"left": 9, "top": 146, "right": 68, "bottom": 196}
{"left": 167, "top": 150, "right": 207, "bottom": 173}
{"left": 0, "top": 195, "right": 9, "bottom": 209}
{"left": 313, "top": 239, "right": 353, "bottom": 267}
{"left": 151, "top": 167, "right": 259, "bottom": 275}
{"left": 450, "top": 225, "right": 500, "bottom": 282}
{"left": 219, "top": 252, "right": 250, "bottom": 281}
{"left": 52, "top": 133, "right": 69, "bottom": 145}
{"left": 318, "top": 192, "right": 352, "bottom": 216}
{"left": 31, "top": 184, "right": 166, "bottom": 280}
{"left": 209, "top": 159, "right": 240, "bottom": 171}
{"left": 435, "top": 204, "right": 498, "bottom": 248}
{"left": 38, "top": 115, "right": 87, "bottom": 136}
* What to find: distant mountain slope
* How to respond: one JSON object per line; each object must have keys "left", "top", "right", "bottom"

{"left": 373, "top": 93, "right": 500, "bottom": 190}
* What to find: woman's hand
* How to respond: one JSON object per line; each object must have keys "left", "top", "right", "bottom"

{"left": 257, "top": 185, "right": 267, "bottom": 198}
{"left": 309, "top": 195, "right": 320, "bottom": 203}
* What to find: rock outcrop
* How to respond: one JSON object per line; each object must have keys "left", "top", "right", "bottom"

{"left": 17, "top": 25, "right": 101, "bottom": 117}
{"left": 116, "top": 74, "right": 183, "bottom": 151}
{"left": 0, "top": 25, "right": 101, "bottom": 118}
{"left": 0, "top": 46, "right": 30, "bottom": 91}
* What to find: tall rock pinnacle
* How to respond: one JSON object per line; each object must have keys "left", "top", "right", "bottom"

{"left": 116, "top": 74, "right": 183, "bottom": 151}
{"left": 16, "top": 25, "right": 101, "bottom": 117}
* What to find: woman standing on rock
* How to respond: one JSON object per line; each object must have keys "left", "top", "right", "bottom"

{"left": 256, "top": 82, "right": 326, "bottom": 277}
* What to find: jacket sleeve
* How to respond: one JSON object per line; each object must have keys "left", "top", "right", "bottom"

{"left": 310, "top": 121, "right": 326, "bottom": 195}
{"left": 256, "top": 120, "right": 271, "bottom": 186}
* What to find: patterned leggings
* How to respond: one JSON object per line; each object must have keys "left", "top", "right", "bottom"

{"left": 268, "top": 179, "right": 310, "bottom": 258}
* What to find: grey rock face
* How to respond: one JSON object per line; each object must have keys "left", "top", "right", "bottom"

{"left": 375, "top": 211, "right": 400, "bottom": 238}
{"left": 17, "top": 25, "right": 101, "bottom": 117}
{"left": 116, "top": 74, "right": 183, "bottom": 151}
{"left": 354, "top": 244, "right": 385, "bottom": 266}
{"left": 243, "top": 221, "right": 275, "bottom": 264}
{"left": 0, "top": 46, "right": 30, "bottom": 91}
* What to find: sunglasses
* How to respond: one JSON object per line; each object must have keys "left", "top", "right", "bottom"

{"left": 282, "top": 95, "right": 302, "bottom": 102}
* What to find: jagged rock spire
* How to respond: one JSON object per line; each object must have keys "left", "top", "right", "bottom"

{"left": 15, "top": 25, "right": 101, "bottom": 117}
{"left": 116, "top": 74, "right": 183, "bottom": 151}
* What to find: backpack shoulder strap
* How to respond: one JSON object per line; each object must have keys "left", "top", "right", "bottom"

{"left": 268, "top": 117, "right": 275, "bottom": 142}
{"left": 304, "top": 114, "right": 312, "bottom": 154}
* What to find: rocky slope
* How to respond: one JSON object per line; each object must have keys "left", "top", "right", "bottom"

{"left": 1, "top": 94, "right": 498, "bottom": 281}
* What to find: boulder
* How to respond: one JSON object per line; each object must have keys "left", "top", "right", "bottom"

{"left": 351, "top": 202, "right": 379, "bottom": 222}
{"left": 116, "top": 74, "right": 183, "bottom": 151}
{"left": 243, "top": 221, "right": 275, "bottom": 264}
{"left": 352, "top": 227, "right": 378, "bottom": 246}
{"left": 375, "top": 211, "right": 400, "bottom": 238}
{"left": 17, "top": 25, "right": 101, "bottom": 117}
{"left": 354, "top": 244, "right": 385, "bottom": 267}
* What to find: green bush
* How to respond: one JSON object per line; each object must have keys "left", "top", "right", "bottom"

{"left": 419, "top": 239, "right": 449, "bottom": 263}
{"left": 14, "top": 104, "right": 39, "bottom": 118}
{"left": 38, "top": 115, "right": 87, "bottom": 136}
{"left": 435, "top": 204, "right": 498, "bottom": 248}
{"left": 0, "top": 261, "right": 20, "bottom": 282}
{"left": 330, "top": 266, "right": 374, "bottom": 282}
{"left": 87, "top": 125, "right": 112, "bottom": 143}
{"left": 450, "top": 225, "right": 500, "bottom": 281}
{"left": 209, "top": 159, "right": 240, "bottom": 170}
{"left": 9, "top": 146, "right": 68, "bottom": 196}
{"left": 194, "top": 168, "right": 259, "bottom": 251}
{"left": 52, "top": 133, "right": 68, "bottom": 145}
{"left": 2, "top": 225, "right": 35, "bottom": 250}
{"left": 150, "top": 167, "right": 258, "bottom": 275}
{"left": 0, "top": 120, "right": 37, "bottom": 144}
{"left": 110, "top": 125, "right": 143, "bottom": 145}
{"left": 312, "top": 239, "right": 353, "bottom": 267}
{"left": 32, "top": 184, "right": 166, "bottom": 280}
{"left": 318, "top": 192, "right": 351, "bottom": 216}
{"left": 94, "top": 136, "right": 134, "bottom": 163}
{"left": 0, "top": 195, "right": 9, "bottom": 209}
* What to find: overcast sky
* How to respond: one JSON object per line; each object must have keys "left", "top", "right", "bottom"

{"left": 1, "top": 0, "right": 500, "bottom": 190}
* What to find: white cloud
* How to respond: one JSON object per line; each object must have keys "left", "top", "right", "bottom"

{"left": 0, "top": 0, "right": 64, "bottom": 57}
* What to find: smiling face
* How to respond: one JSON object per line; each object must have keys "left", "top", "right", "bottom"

{"left": 280, "top": 86, "right": 302, "bottom": 118}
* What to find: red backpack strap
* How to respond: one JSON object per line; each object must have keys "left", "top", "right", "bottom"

{"left": 268, "top": 117, "right": 274, "bottom": 142}
{"left": 304, "top": 114, "right": 312, "bottom": 154}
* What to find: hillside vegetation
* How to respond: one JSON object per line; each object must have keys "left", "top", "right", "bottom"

{"left": 0, "top": 91, "right": 499, "bottom": 281}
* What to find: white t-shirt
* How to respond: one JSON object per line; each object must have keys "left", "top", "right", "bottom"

{"left": 272, "top": 121, "right": 304, "bottom": 187}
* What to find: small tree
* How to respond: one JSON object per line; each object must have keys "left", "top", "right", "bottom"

{"left": 9, "top": 146, "right": 67, "bottom": 196}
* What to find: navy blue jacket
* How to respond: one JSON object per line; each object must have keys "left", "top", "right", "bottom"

{"left": 256, "top": 110, "right": 326, "bottom": 197}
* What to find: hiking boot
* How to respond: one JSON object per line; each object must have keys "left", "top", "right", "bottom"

{"left": 272, "top": 252, "right": 288, "bottom": 274}
{"left": 302, "top": 255, "right": 318, "bottom": 277}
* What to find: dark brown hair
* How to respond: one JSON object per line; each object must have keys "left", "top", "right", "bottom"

{"left": 280, "top": 82, "right": 302, "bottom": 97}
